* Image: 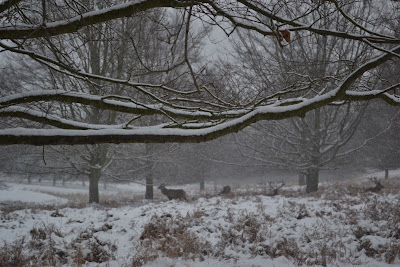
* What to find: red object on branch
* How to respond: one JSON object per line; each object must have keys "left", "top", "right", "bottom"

{"left": 279, "top": 29, "right": 291, "bottom": 42}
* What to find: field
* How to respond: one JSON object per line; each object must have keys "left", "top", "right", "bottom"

{"left": 0, "top": 173, "right": 400, "bottom": 267}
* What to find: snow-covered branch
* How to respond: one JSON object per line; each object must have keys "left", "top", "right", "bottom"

{"left": 0, "top": 0, "right": 398, "bottom": 45}
{"left": 1, "top": 0, "right": 400, "bottom": 146}
{"left": 0, "top": 90, "right": 248, "bottom": 120}
{"left": 0, "top": 106, "right": 128, "bottom": 130}
{"left": 0, "top": 0, "right": 197, "bottom": 39}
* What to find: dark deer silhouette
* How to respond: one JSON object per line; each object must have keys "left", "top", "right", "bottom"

{"left": 219, "top": 185, "right": 231, "bottom": 195}
{"left": 366, "top": 177, "right": 384, "bottom": 193}
{"left": 268, "top": 181, "right": 285, "bottom": 196}
{"left": 158, "top": 184, "right": 188, "bottom": 201}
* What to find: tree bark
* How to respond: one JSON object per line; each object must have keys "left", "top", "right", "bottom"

{"left": 0, "top": 0, "right": 196, "bottom": 39}
{"left": 53, "top": 177, "right": 56, "bottom": 186}
{"left": 200, "top": 179, "right": 205, "bottom": 191}
{"left": 306, "top": 168, "right": 319, "bottom": 193}
{"left": 385, "top": 169, "right": 389, "bottom": 179}
{"left": 145, "top": 176, "right": 153, "bottom": 199}
{"left": 305, "top": 109, "right": 322, "bottom": 193}
{"left": 144, "top": 143, "right": 154, "bottom": 200}
{"left": 89, "top": 168, "right": 100, "bottom": 203}
{"left": 299, "top": 172, "right": 306, "bottom": 186}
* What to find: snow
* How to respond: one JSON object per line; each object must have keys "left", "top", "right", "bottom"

{"left": 1, "top": 106, "right": 129, "bottom": 130}
{"left": 0, "top": 183, "right": 67, "bottom": 204}
{"left": 0, "top": 178, "right": 399, "bottom": 266}
{"left": 1, "top": 47, "right": 399, "bottom": 145}
{"left": 365, "top": 168, "right": 400, "bottom": 179}
{"left": 142, "top": 256, "right": 295, "bottom": 267}
{"left": 2, "top": 180, "right": 149, "bottom": 195}
{"left": 0, "top": 97, "right": 326, "bottom": 142}
{"left": 0, "top": 0, "right": 147, "bottom": 32}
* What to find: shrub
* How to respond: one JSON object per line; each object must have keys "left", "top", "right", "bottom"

{"left": 0, "top": 238, "right": 33, "bottom": 267}
{"left": 139, "top": 214, "right": 212, "bottom": 261}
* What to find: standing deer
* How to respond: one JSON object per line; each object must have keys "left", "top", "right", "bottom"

{"left": 366, "top": 177, "right": 384, "bottom": 193}
{"left": 158, "top": 184, "right": 188, "bottom": 201}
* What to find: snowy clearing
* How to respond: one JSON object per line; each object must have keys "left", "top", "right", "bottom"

{"left": 0, "top": 177, "right": 400, "bottom": 267}
{"left": 0, "top": 183, "right": 67, "bottom": 204}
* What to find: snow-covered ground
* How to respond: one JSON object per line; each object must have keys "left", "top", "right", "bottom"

{"left": 0, "top": 184, "right": 67, "bottom": 204}
{"left": 0, "top": 176, "right": 400, "bottom": 267}
{"left": 361, "top": 169, "right": 400, "bottom": 180}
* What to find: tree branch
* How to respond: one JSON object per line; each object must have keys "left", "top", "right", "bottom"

{"left": 0, "top": 0, "right": 22, "bottom": 14}
{"left": 0, "top": 0, "right": 198, "bottom": 39}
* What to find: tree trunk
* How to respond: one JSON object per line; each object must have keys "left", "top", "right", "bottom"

{"left": 87, "top": 144, "right": 109, "bottom": 203}
{"left": 145, "top": 176, "right": 153, "bottom": 199}
{"left": 200, "top": 179, "right": 205, "bottom": 191}
{"left": 53, "top": 177, "right": 56, "bottom": 186}
{"left": 385, "top": 169, "right": 389, "bottom": 179}
{"left": 82, "top": 178, "right": 85, "bottom": 187}
{"left": 104, "top": 181, "right": 107, "bottom": 189}
{"left": 299, "top": 172, "right": 306, "bottom": 186}
{"left": 305, "top": 109, "right": 321, "bottom": 194}
{"left": 89, "top": 169, "right": 100, "bottom": 203}
{"left": 27, "top": 176, "right": 31, "bottom": 184}
{"left": 62, "top": 178, "right": 65, "bottom": 186}
{"left": 306, "top": 168, "right": 319, "bottom": 193}
{"left": 144, "top": 143, "right": 154, "bottom": 200}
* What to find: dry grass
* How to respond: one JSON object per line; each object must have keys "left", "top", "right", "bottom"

{"left": 0, "top": 238, "right": 34, "bottom": 267}
{"left": 137, "top": 214, "right": 212, "bottom": 263}
{"left": 0, "top": 222, "right": 118, "bottom": 266}
{"left": 1, "top": 177, "right": 399, "bottom": 266}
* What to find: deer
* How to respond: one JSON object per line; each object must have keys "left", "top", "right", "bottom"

{"left": 158, "top": 184, "right": 188, "bottom": 201}
{"left": 219, "top": 185, "right": 231, "bottom": 195}
{"left": 268, "top": 181, "right": 285, "bottom": 196}
{"left": 366, "top": 177, "right": 384, "bottom": 193}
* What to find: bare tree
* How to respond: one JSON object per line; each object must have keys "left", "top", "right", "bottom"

{"left": 0, "top": 0, "right": 399, "bottom": 146}
{"left": 353, "top": 98, "right": 400, "bottom": 178}
{"left": 236, "top": 104, "right": 365, "bottom": 192}
{"left": 3, "top": 4, "right": 202, "bottom": 202}
{"left": 229, "top": 1, "right": 381, "bottom": 192}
